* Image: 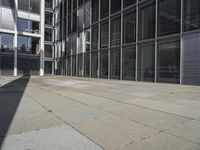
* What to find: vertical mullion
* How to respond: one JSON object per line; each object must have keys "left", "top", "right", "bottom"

{"left": 155, "top": 0, "right": 158, "bottom": 83}
{"left": 120, "top": 0, "right": 123, "bottom": 80}
{"left": 180, "top": 0, "right": 183, "bottom": 84}
{"left": 108, "top": 0, "right": 111, "bottom": 79}
{"left": 135, "top": 0, "right": 139, "bottom": 81}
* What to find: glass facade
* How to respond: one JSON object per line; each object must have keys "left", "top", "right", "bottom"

{"left": 1, "top": 0, "right": 200, "bottom": 85}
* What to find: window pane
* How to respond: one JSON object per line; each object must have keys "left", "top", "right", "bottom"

{"left": 85, "top": 29, "right": 91, "bottom": 52}
{"left": 111, "top": 16, "right": 121, "bottom": 47}
{"left": 30, "top": 0, "right": 40, "bottom": 14}
{"left": 44, "top": 61, "right": 53, "bottom": 74}
{"left": 45, "top": 12, "right": 53, "bottom": 25}
{"left": 91, "top": 25, "right": 98, "bottom": 50}
{"left": 157, "top": 40, "right": 180, "bottom": 83}
{"left": 45, "top": 45, "right": 53, "bottom": 58}
{"left": 158, "top": 0, "right": 181, "bottom": 36}
{"left": 84, "top": 52, "right": 90, "bottom": 77}
{"left": 123, "top": 10, "right": 136, "bottom": 44}
{"left": 17, "top": 18, "right": 29, "bottom": 32}
{"left": 30, "top": 21, "right": 40, "bottom": 33}
{"left": 68, "top": 0, "right": 72, "bottom": 14}
{"left": 45, "top": 28, "right": 53, "bottom": 41}
{"left": 100, "top": 0, "right": 109, "bottom": 19}
{"left": 122, "top": 45, "right": 136, "bottom": 80}
{"left": 17, "top": 36, "right": 29, "bottom": 53}
{"left": 91, "top": 52, "right": 98, "bottom": 78}
{"left": 0, "top": 53, "right": 14, "bottom": 75}
{"left": 72, "top": 55, "right": 76, "bottom": 76}
{"left": 78, "top": 7, "right": 84, "bottom": 30}
{"left": 183, "top": 0, "right": 200, "bottom": 31}
{"left": 85, "top": 1, "right": 91, "bottom": 28}
{"left": 73, "top": 0, "right": 77, "bottom": 10}
{"left": 138, "top": 43, "right": 155, "bottom": 82}
{"left": 45, "top": 0, "right": 53, "bottom": 9}
{"left": 123, "top": 0, "right": 136, "bottom": 8}
{"left": 78, "top": 0, "right": 83, "bottom": 7}
{"left": 18, "top": 0, "right": 29, "bottom": 12}
{"left": 72, "top": 12, "right": 77, "bottom": 32}
{"left": 2, "top": 0, "right": 14, "bottom": 8}
{"left": 110, "top": 48, "right": 120, "bottom": 79}
{"left": 92, "top": 0, "right": 99, "bottom": 23}
{"left": 111, "top": 0, "right": 121, "bottom": 14}
{"left": 100, "top": 50, "right": 108, "bottom": 78}
{"left": 0, "top": 33, "right": 13, "bottom": 53}
{"left": 100, "top": 21, "right": 109, "bottom": 48}
{"left": 139, "top": 2, "right": 155, "bottom": 40}
{"left": 77, "top": 54, "right": 83, "bottom": 76}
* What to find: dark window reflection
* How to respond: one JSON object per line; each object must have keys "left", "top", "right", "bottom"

{"left": 100, "top": 50, "right": 108, "bottom": 78}
{"left": 84, "top": 52, "right": 90, "bottom": 77}
{"left": 124, "top": 0, "right": 136, "bottom": 8}
{"left": 158, "top": 0, "right": 181, "bottom": 36}
{"left": 123, "top": 10, "right": 136, "bottom": 44}
{"left": 111, "top": 0, "right": 121, "bottom": 14}
{"left": 157, "top": 40, "right": 180, "bottom": 83}
{"left": 100, "top": 21, "right": 109, "bottom": 49}
{"left": 111, "top": 16, "right": 121, "bottom": 47}
{"left": 92, "top": 0, "right": 99, "bottom": 23}
{"left": 110, "top": 48, "right": 120, "bottom": 79}
{"left": 139, "top": 2, "right": 155, "bottom": 40}
{"left": 183, "top": 0, "right": 200, "bottom": 31}
{"left": 138, "top": 43, "right": 155, "bottom": 82}
{"left": 91, "top": 52, "right": 98, "bottom": 78}
{"left": 91, "top": 25, "right": 98, "bottom": 50}
{"left": 122, "top": 45, "right": 136, "bottom": 80}
{"left": 17, "top": 18, "right": 40, "bottom": 34}
{"left": 100, "top": 0, "right": 109, "bottom": 19}
{"left": 2, "top": 0, "right": 14, "bottom": 8}
{"left": 45, "top": 0, "right": 53, "bottom": 9}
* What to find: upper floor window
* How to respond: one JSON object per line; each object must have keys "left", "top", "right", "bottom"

{"left": 17, "top": 18, "right": 40, "bottom": 34}
{"left": 18, "top": 0, "right": 40, "bottom": 14}
{"left": 0, "top": 33, "right": 14, "bottom": 53}
{"left": 45, "top": 0, "right": 53, "bottom": 9}
{"left": 0, "top": 0, "right": 14, "bottom": 8}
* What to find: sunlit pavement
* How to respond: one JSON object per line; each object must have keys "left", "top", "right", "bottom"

{"left": 0, "top": 76, "right": 200, "bottom": 150}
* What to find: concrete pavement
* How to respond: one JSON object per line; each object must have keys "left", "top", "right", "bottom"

{"left": 0, "top": 76, "right": 200, "bottom": 150}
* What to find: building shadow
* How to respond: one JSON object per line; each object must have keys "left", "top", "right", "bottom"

{"left": 0, "top": 76, "right": 30, "bottom": 149}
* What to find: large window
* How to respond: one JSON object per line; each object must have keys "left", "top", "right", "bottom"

{"left": 100, "top": 0, "right": 109, "bottom": 19}
{"left": 85, "top": 1, "right": 91, "bottom": 28}
{"left": 100, "top": 21, "right": 109, "bottom": 48}
{"left": 138, "top": 43, "right": 155, "bottom": 82}
{"left": 183, "top": 0, "right": 200, "bottom": 32}
{"left": 100, "top": 50, "right": 108, "bottom": 78}
{"left": 158, "top": 0, "right": 181, "bottom": 36}
{"left": 91, "top": 25, "right": 98, "bottom": 50}
{"left": 139, "top": 2, "right": 155, "bottom": 40}
{"left": 157, "top": 40, "right": 180, "bottom": 83}
{"left": 17, "top": 36, "right": 40, "bottom": 55}
{"left": 111, "top": 16, "right": 121, "bottom": 47}
{"left": 78, "top": 7, "right": 84, "bottom": 30}
{"left": 122, "top": 45, "right": 136, "bottom": 80}
{"left": 0, "top": 8, "right": 15, "bottom": 30}
{"left": 0, "top": 33, "right": 13, "bottom": 53}
{"left": 110, "top": 48, "right": 120, "bottom": 79}
{"left": 124, "top": 0, "right": 136, "bottom": 8}
{"left": 72, "top": 12, "right": 77, "bottom": 32}
{"left": 78, "top": 54, "right": 83, "bottom": 76}
{"left": 92, "top": 0, "right": 99, "bottom": 23}
{"left": 111, "top": 0, "right": 121, "bottom": 14}
{"left": 2, "top": 0, "right": 14, "bottom": 8}
{"left": 123, "top": 10, "right": 136, "bottom": 44}
{"left": 18, "top": 0, "right": 40, "bottom": 14}
{"left": 17, "top": 18, "right": 40, "bottom": 34}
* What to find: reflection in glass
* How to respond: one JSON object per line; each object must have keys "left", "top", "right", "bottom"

{"left": 122, "top": 45, "right": 136, "bottom": 80}
{"left": 110, "top": 48, "right": 120, "bottom": 79}
{"left": 157, "top": 40, "right": 180, "bottom": 83}
{"left": 139, "top": 2, "right": 155, "bottom": 40}
{"left": 0, "top": 33, "right": 13, "bottom": 53}
{"left": 183, "top": 0, "right": 200, "bottom": 31}
{"left": 158, "top": 0, "right": 181, "bottom": 36}
{"left": 138, "top": 43, "right": 155, "bottom": 82}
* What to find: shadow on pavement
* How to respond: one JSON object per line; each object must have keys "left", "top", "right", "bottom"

{"left": 0, "top": 76, "right": 30, "bottom": 149}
